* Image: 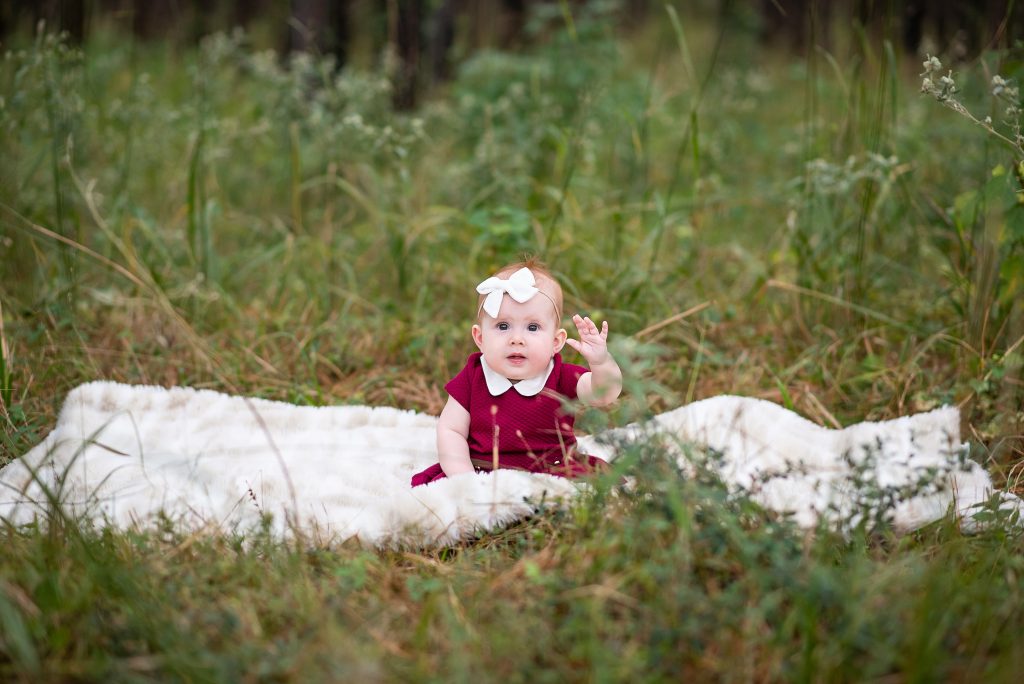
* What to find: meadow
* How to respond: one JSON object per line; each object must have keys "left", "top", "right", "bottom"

{"left": 1, "top": 3, "right": 1023, "bottom": 680}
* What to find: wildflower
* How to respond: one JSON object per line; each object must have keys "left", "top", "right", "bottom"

{"left": 921, "top": 55, "right": 942, "bottom": 75}
{"left": 985, "top": 115, "right": 993, "bottom": 125}
{"left": 940, "top": 72, "right": 956, "bottom": 89}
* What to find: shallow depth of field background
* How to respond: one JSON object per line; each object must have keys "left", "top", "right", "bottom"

{"left": 1, "top": 1, "right": 1024, "bottom": 680}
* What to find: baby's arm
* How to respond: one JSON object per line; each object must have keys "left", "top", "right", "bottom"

{"left": 566, "top": 314, "right": 623, "bottom": 407}
{"left": 437, "top": 397, "right": 475, "bottom": 477}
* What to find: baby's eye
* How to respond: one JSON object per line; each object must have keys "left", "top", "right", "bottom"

{"left": 497, "top": 322, "right": 510, "bottom": 331}
{"left": 527, "top": 323, "right": 540, "bottom": 332}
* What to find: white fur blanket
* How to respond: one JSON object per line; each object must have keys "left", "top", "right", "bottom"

{"left": 0, "top": 381, "right": 1019, "bottom": 547}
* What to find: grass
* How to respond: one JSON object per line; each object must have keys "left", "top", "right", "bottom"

{"left": 1, "top": 3, "right": 1023, "bottom": 680}
{"left": 2, "top": 456, "right": 1024, "bottom": 681}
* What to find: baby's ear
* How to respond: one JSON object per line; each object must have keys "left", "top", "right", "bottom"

{"left": 553, "top": 328, "right": 567, "bottom": 353}
{"left": 471, "top": 324, "right": 484, "bottom": 350}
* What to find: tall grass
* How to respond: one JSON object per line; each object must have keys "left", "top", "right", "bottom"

{"left": 0, "top": 3, "right": 1023, "bottom": 679}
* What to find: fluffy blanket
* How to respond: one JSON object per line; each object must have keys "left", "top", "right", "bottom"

{"left": 0, "top": 381, "right": 1019, "bottom": 547}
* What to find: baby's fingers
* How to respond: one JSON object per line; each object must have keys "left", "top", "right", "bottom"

{"left": 584, "top": 317, "right": 609, "bottom": 341}
{"left": 574, "top": 314, "right": 597, "bottom": 336}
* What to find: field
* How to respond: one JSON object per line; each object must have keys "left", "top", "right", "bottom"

{"left": 1, "top": 4, "right": 1023, "bottom": 681}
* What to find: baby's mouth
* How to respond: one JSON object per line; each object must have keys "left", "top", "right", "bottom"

{"left": 507, "top": 353, "right": 527, "bottom": 363}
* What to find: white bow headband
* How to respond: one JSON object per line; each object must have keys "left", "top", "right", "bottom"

{"left": 476, "top": 267, "right": 540, "bottom": 318}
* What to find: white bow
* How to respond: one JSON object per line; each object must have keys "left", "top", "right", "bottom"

{"left": 476, "top": 267, "right": 538, "bottom": 318}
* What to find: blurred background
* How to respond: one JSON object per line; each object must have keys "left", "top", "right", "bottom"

{"left": 3, "top": 1, "right": 1022, "bottom": 109}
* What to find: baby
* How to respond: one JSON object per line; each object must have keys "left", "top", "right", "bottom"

{"left": 411, "top": 259, "right": 622, "bottom": 486}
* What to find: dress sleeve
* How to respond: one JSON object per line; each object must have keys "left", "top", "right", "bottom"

{"left": 444, "top": 354, "right": 477, "bottom": 411}
{"left": 557, "top": 360, "right": 588, "bottom": 401}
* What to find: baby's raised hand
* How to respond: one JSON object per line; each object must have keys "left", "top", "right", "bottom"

{"left": 565, "top": 314, "right": 610, "bottom": 365}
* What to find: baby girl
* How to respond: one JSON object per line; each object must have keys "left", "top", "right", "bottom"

{"left": 411, "top": 259, "right": 622, "bottom": 486}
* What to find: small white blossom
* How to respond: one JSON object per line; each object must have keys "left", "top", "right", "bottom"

{"left": 991, "top": 75, "right": 1020, "bottom": 103}
{"left": 922, "top": 55, "right": 942, "bottom": 74}
{"left": 920, "top": 54, "right": 1024, "bottom": 159}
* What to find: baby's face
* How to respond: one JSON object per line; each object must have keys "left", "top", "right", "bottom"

{"left": 472, "top": 294, "right": 566, "bottom": 380}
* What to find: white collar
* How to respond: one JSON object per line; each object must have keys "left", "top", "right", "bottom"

{"left": 480, "top": 356, "right": 554, "bottom": 397}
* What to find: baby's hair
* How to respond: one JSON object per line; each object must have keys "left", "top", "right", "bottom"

{"left": 477, "top": 256, "right": 564, "bottom": 323}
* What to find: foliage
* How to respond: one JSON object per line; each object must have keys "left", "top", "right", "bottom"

{"left": 1, "top": 449, "right": 1023, "bottom": 681}
{"left": 1, "top": 3, "right": 1023, "bottom": 679}
{"left": 919, "top": 51, "right": 1024, "bottom": 443}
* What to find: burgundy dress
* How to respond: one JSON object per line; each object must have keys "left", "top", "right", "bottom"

{"left": 411, "top": 352, "right": 609, "bottom": 487}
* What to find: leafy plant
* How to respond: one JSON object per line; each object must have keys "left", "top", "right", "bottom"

{"left": 920, "top": 54, "right": 1024, "bottom": 427}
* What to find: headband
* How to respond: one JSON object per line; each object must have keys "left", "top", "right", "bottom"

{"left": 476, "top": 267, "right": 539, "bottom": 318}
